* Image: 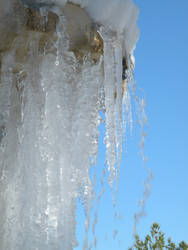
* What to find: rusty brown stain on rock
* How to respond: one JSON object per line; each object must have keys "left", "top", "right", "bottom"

{"left": 26, "top": 9, "right": 58, "bottom": 33}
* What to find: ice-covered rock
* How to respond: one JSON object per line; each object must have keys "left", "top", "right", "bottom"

{"left": 0, "top": 0, "right": 139, "bottom": 249}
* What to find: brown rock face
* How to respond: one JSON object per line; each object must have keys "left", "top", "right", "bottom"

{"left": 0, "top": 0, "right": 26, "bottom": 53}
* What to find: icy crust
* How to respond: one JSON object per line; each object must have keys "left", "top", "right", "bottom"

{"left": 58, "top": 0, "right": 139, "bottom": 55}
{"left": 57, "top": 0, "right": 139, "bottom": 55}
{"left": 8, "top": 0, "right": 139, "bottom": 55}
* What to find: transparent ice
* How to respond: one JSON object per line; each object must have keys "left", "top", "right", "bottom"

{"left": 0, "top": 0, "right": 139, "bottom": 249}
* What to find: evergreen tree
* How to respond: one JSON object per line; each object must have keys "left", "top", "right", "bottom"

{"left": 129, "top": 223, "right": 188, "bottom": 250}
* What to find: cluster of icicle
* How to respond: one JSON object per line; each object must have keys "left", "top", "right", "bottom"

{"left": 0, "top": 0, "right": 139, "bottom": 250}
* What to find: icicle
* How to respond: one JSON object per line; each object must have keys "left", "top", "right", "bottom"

{"left": 113, "top": 38, "right": 123, "bottom": 187}
{"left": 99, "top": 27, "right": 124, "bottom": 188}
{"left": 0, "top": 53, "right": 14, "bottom": 143}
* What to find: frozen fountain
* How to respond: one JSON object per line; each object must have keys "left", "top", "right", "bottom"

{"left": 0, "top": 0, "right": 139, "bottom": 249}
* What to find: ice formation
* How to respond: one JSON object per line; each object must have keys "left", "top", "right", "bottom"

{"left": 0, "top": 0, "right": 139, "bottom": 249}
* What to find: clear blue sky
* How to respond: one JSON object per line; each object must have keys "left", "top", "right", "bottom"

{"left": 76, "top": 0, "right": 188, "bottom": 249}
